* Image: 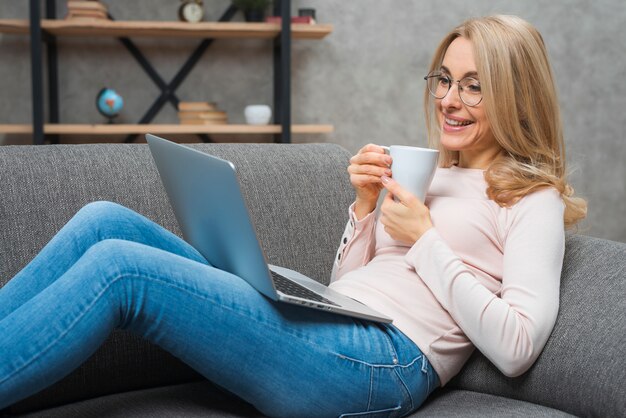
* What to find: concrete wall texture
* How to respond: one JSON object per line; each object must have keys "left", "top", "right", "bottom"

{"left": 1, "top": 1, "right": 624, "bottom": 242}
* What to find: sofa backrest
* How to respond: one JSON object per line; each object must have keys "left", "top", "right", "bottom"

{"left": 0, "top": 143, "right": 354, "bottom": 412}
{"left": 450, "top": 233, "right": 626, "bottom": 417}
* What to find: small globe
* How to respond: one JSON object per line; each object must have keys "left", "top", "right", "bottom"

{"left": 96, "top": 88, "right": 124, "bottom": 119}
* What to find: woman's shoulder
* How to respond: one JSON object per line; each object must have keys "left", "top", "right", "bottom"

{"left": 513, "top": 187, "right": 563, "bottom": 210}
{"left": 504, "top": 187, "right": 565, "bottom": 232}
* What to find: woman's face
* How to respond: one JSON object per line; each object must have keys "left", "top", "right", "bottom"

{"left": 436, "top": 37, "right": 502, "bottom": 168}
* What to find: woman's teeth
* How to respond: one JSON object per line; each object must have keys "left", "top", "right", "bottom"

{"left": 445, "top": 118, "right": 473, "bottom": 126}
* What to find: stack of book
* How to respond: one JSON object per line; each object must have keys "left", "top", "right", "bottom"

{"left": 178, "top": 102, "right": 228, "bottom": 125}
{"left": 265, "top": 16, "right": 316, "bottom": 24}
{"left": 66, "top": 0, "right": 109, "bottom": 20}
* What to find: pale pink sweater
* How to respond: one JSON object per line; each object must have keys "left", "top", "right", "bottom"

{"left": 329, "top": 165, "right": 565, "bottom": 386}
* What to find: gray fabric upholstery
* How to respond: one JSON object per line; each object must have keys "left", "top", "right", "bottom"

{"left": 0, "top": 143, "right": 353, "bottom": 285}
{"left": 16, "top": 382, "right": 263, "bottom": 418}
{"left": 0, "top": 143, "right": 354, "bottom": 412}
{"left": 1, "top": 143, "right": 624, "bottom": 417}
{"left": 15, "top": 384, "right": 575, "bottom": 418}
{"left": 413, "top": 390, "right": 575, "bottom": 417}
{"left": 449, "top": 234, "right": 626, "bottom": 417}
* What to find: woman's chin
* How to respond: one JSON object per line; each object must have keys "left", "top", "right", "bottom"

{"left": 439, "top": 134, "right": 468, "bottom": 151}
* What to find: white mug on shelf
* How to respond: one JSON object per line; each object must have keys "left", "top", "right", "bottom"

{"left": 244, "top": 105, "right": 272, "bottom": 125}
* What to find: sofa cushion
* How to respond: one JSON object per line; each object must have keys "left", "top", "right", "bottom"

{"left": 412, "top": 389, "right": 575, "bottom": 417}
{"left": 14, "top": 381, "right": 263, "bottom": 418}
{"left": 14, "top": 384, "right": 575, "bottom": 418}
{"left": 449, "top": 234, "right": 626, "bottom": 417}
{"left": 0, "top": 143, "right": 354, "bottom": 412}
{"left": 0, "top": 143, "right": 353, "bottom": 285}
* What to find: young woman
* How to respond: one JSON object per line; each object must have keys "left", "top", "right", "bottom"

{"left": 0, "top": 15, "right": 585, "bottom": 417}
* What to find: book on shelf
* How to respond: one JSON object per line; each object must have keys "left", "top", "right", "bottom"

{"left": 178, "top": 102, "right": 218, "bottom": 112}
{"left": 67, "top": 1, "right": 108, "bottom": 12}
{"left": 179, "top": 119, "right": 228, "bottom": 125}
{"left": 265, "top": 16, "right": 316, "bottom": 24}
{"left": 66, "top": 0, "right": 109, "bottom": 20}
{"left": 67, "top": 12, "right": 109, "bottom": 20}
{"left": 177, "top": 101, "right": 227, "bottom": 125}
{"left": 177, "top": 111, "right": 228, "bottom": 120}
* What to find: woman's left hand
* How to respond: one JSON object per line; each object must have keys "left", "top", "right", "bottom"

{"left": 380, "top": 176, "right": 433, "bottom": 245}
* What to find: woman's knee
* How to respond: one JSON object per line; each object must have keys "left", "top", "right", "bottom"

{"left": 72, "top": 240, "right": 152, "bottom": 325}
{"left": 72, "top": 201, "right": 142, "bottom": 235}
{"left": 76, "top": 239, "right": 153, "bottom": 290}
{"left": 82, "top": 238, "right": 143, "bottom": 267}
{"left": 75, "top": 201, "right": 133, "bottom": 222}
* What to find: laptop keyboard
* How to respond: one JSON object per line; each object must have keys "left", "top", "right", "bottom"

{"left": 270, "top": 271, "right": 339, "bottom": 306}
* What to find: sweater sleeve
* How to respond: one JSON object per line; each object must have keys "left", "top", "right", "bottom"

{"left": 404, "top": 189, "right": 565, "bottom": 377}
{"left": 330, "top": 203, "right": 377, "bottom": 283}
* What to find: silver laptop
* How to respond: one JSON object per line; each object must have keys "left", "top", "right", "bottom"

{"left": 146, "top": 134, "right": 392, "bottom": 323}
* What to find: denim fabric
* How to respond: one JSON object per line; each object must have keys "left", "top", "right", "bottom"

{"left": 0, "top": 201, "right": 439, "bottom": 417}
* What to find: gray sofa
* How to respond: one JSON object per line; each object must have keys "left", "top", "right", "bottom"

{"left": 0, "top": 143, "right": 624, "bottom": 417}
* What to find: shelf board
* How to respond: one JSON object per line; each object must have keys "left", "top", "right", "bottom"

{"left": 0, "top": 124, "right": 334, "bottom": 135}
{"left": 0, "top": 19, "right": 333, "bottom": 39}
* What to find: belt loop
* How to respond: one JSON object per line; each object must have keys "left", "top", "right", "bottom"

{"left": 420, "top": 355, "right": 428, "bottom": 374}
{"left": 421, "top": 355, "right": 431, "bottom": 394}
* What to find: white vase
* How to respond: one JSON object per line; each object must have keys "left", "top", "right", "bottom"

{"left": 244, "top": 105, "right": 272, "bottom": 125}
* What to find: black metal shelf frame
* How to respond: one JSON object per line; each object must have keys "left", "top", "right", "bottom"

{"left": 28, "top": 0, "right": 293, "bottom": 145}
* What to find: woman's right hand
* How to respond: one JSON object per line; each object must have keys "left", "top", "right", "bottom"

{"left": 347, "top": 144, "right": 392, "bottom": 220}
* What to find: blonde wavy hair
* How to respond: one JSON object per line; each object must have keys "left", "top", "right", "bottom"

{"left": 424, "top": 15, "right": 586, "bottom": 228}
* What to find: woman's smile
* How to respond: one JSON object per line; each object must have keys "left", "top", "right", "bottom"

{"left": 442, "top": 113, "right": 475, "bottom": 132}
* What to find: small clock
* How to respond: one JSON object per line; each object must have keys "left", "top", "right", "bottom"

{"left": 178, "top": 0, "right": 204, "bottom": 23}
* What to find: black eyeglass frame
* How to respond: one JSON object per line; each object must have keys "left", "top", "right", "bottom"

{"left": 423, "top": 71, "right": 483, "bottom": 107}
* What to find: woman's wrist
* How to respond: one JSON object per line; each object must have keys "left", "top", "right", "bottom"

{"left": 354, "top": 197, "right": 377, "bottom": 221}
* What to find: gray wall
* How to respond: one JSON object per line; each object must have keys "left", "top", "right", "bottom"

{"left": 1, "top": 0, "right": 624, "bottom": 242}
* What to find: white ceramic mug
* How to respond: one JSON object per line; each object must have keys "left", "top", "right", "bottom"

{"left": 380, "top": 145, "right": 439, "bottom": 201}
{"left": 244, "top": 105, "right": 272, "bottom": 125}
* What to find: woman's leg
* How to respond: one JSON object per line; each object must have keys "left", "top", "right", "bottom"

{"left": 0, "top": 201, "right": 206, "bottom": 320}
{"left": 0, "top": 239, "right": 438, "bottom": 417}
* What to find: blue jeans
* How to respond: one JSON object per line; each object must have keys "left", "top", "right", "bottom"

{"left": 0, "top": 201, "right": 439, "bottom": 417}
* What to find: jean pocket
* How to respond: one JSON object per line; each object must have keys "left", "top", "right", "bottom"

{"left": 338, "top": 404, "right": 402, "bottom": 418}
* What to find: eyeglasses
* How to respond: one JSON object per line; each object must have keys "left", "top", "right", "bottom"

{"left": 424, "top": 71, "right": 483, "bottom": 107}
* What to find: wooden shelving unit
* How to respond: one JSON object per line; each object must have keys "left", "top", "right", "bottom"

{"left": 0, "top": 19, "right": 333, "bottom": 40}
{"left": 0, "top": 124, "right": 334, "bottom": 135}
{"left": 0, "top": 0, "right": 333, "bottom": 143}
